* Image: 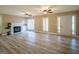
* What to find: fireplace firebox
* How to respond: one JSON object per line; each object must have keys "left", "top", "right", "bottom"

{"left": 13, "top": 26, "right": 21, "bottom": 33}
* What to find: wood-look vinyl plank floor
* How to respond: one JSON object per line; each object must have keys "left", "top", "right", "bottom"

{"left": 0, "top": 31, "right": 79, "bottom": 54}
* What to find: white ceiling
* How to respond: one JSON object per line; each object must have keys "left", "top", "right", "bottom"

{"left": 0, "top": 5, "right": 79, "bottom": 17}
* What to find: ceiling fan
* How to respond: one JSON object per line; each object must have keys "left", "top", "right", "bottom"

{"left": 43, "top": 9, "right": 53, "bottom": 14}
{"left": 21, "top": 11, "right": 32, "bottom": 16}
{"left": 41, "top": 5, "right": 56, "bottom": 14}
{"left": 25, "top": 12, "right": 32, "bottom": 16}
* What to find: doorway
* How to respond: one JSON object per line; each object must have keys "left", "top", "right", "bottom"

{"left": 57, "top": 15, "right": 76, "bottom": 36}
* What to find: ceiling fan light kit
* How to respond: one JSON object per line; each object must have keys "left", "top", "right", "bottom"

{"left": 43, "top": 9, "right": 53, "bottom": 14}
{"left": 25, "top": 12, "right": 32, "bottom": 16}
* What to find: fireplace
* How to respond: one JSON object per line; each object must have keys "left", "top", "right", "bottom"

{"left": 13, "top": 26, "right": 21, "bottom": 33}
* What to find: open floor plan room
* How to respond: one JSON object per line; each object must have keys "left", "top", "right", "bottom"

{"left": 0, "top": 5, "right": 79, "bottom": 54}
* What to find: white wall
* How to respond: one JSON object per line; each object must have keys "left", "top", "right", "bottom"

{"left": 0, "top": 15, "right": 2, "bottom": 34}
{"left": 2, "top": 14, "right": 27, "bottom": 34}
{"left": 11, "top": 21, "right": 26, "bottom": 34}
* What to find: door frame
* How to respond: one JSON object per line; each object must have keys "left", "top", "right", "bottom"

{"left": 57, "top": 15, "right": 76, "bottom": 37}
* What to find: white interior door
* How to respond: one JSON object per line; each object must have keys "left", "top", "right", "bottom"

{"left": 60, "top": 15, "right": 72, "bottom": 36}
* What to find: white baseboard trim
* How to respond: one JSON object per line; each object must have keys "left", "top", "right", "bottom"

{"left": 33, "top": 30, "right": 57, "bottom": 35}
{"left": 1, "top": 33, "right": 7, "bottom": 36}
{"left": 48, "top": 32, "right": 57, "bottom": 35}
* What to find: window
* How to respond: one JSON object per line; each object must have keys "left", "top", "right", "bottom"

{"left": 43, "top": 16, "right": 48, "bottom": 32}
{"left": 57, "top": 16, "right": 61, "bottom": 34}
{"left": 27, "top": 19, "right": 34, "bottom": 30}
{"left": 72, "top": 15, "right": 76, "bottom": 36}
